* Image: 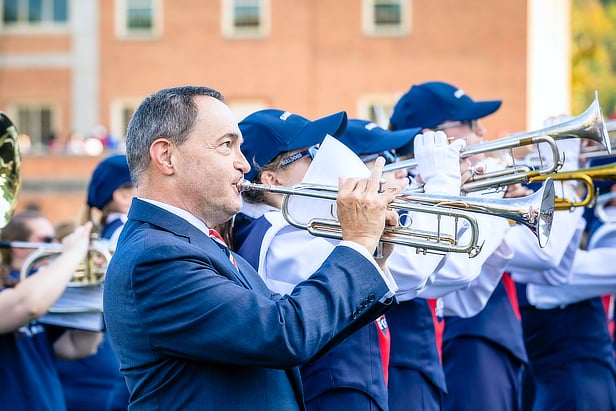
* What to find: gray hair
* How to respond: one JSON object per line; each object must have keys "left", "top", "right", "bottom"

{"left": 125, "top": 86, "right": 224, "bottom": 184}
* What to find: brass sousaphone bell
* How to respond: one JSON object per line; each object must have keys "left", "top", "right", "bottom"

{"left": 0, "top": 112, "right": 21, "bottom": 228}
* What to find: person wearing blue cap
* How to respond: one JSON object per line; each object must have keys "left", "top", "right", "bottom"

{"left": 517, "top": 155, "right": 616, "bottom": 411}
{"left": 55, "top": 154, "right": 134, "bottom": 411}
{"left": 0, "top": 211, "right": 100, "bottom": 411}
{"left": 103, "top": 85, "right": 405, "bottom": 410}
{"left": 389, "top": 81, "right": 593, "bottom": 411}
{"left": 234, "top": 111, "right": 404, "bottom": 411}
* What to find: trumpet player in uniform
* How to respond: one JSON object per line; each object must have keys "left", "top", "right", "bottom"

{"left": 0, "top": 210, "right": 101, "bottom": 411}
{"left": 389, "top": 81, "right": 585, "bottom": 411}
{"left": 233, "top": 111, "right": 409, "bottom": 411}
{"left": 55, "top": 154, "right": 134, "bottom": 411}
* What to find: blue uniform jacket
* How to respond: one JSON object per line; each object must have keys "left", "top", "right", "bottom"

{"left": 103, "top": 199, "right": 394, "bottom": 410}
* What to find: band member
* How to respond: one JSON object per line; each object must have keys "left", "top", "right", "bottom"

{"left": 0, "top": 211, "right": 100, "bottom": 410}
{"left": 235, "top": 111, "right": 414, "bottom": 410}
{"left": 103, "top": 85, "right": 403, "bottom": 410}
{"left": 389, "top": 81, "right": 584, "bottom": 411}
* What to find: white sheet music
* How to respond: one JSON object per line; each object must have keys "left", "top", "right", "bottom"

{"left": 286, "top": 135, "right": 370, "bottom": 227}
{"left": 39, "top": 285, "right": 104, "bottom": 331}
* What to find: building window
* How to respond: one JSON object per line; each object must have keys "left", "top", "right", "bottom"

{"left": 357, "top": 94, "right": 399, "bottom": 129}
{"left": 362, "top": 0, "right": 410, "bottom": 37}
{"left": 13, "top": 104, "right": 56, "bottom": 154}
{"left": 116, "top": 0, "right": 161, "bottom": 39}
{"left": 222, "top": 0, "right": 270, "bottom": 38}
{"left": 110, "top": 99, "right": 140, "bottom": 146}
{"left": 1, "top": 0, "right": 68, "bottom": 30}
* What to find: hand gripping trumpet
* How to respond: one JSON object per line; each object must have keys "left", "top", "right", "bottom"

{"left": 237, "top": 177, "right": 555, "bottom": 257}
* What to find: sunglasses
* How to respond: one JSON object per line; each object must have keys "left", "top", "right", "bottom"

{"left": 435, "top": 119, "right": 479, "bottom": 133}
{"left": 280, "top": 145, "right": 320, "bottom": 168}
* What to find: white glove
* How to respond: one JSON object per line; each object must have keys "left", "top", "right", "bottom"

{"left": 414, "top": 130, "right": 465, "bottom": 195}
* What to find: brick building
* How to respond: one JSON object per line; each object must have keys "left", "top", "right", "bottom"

{"left": 0, "top": 0, "right": 570, "bottom": 224}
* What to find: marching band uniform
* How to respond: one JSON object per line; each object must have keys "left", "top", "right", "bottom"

{"left": 388, "top": 81, "right": 523, "bottom": 411}
{"left": 0, "top": 295, "right": 67, "bottom": 411}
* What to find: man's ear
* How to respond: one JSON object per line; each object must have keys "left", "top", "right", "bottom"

{"left": 149, "top": 138, "right": 174, "bottom": 176}
{"left": 259, "top": 170, "right": 281, "bottom": 186}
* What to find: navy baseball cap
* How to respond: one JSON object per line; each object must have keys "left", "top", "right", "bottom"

{"left": 240, "top": 109, "right": 347, "bottom": 181}
{"left": 389, "top": 81, "right": 502, "bottom": 130}
{"left": 87, "top": 154, "right": 132, "bottom": 209}
{"left": 338, "top": 119, "right": 421, "bottom": 157}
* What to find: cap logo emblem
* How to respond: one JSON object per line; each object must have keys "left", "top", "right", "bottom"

{"left": 279, "top": 111, "right": 292, "bottom": 121}
{"left": 454, "top": 89, "right": 466, "bottom": 99}
{"left": 365, "top": 122, "right": 379, "bottom": 131}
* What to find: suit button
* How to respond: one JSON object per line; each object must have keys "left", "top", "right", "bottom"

{"left": 367, "top": 294, "right": 375, "bottom": 302}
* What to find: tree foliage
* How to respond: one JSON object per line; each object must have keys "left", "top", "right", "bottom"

{"left": 572, "top": 0, "right": 616, "bottom": 117}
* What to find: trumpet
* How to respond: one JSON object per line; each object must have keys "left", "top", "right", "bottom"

{"left": 238, "top": 177, "right": 555, "bottom": 257}
{"left": 530, "top": 161, "right": 616, "bottom": 210}
{"left": 579, "top": 119, "right": 616, "bottom": 160}
{"left": 384, "top": 91, "right": 610, "bottom": 192}
{"left": 0, "top": 112, "right": 21, "bottom": 228}
{"left": 594, "top": 192, "right": 616, "bottom": 223}
{"left": 2, "top": 240, "right": 113, "bottom": 288}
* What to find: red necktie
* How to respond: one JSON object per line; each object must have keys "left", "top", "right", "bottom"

{"left": 209, "top": 229, "right": 239, "bottom": 271}
{"left": 502, "top": 272, "right": 521, "bottom": 320}
{"left": 375, "top": 315, "right": 390, "bottom": 385}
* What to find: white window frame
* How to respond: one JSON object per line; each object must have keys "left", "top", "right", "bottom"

{"left": 115, "top": 0, "right": 162, "bottom": 40}
{"left": 9, "top": 102, "right": 58, "bottom": 154}
{"left": 0, "top": 0, "right": 69, "bottom": 34}
{"left": 357, "top": 94, "right": 401, "bottom": 129}
{"left": 362, "top": 0, "right": 411, "bottom": 37}
{"left": 221, "top": 0, "right": 270, "bottom": 39}
{"left": 110, "top": 98, "right": 141, "bottom": 143}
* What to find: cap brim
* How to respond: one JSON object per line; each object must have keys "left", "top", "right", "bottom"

{"left": 288, "top": 111, "right": 348, "bottom": 151}
{"left": 361, "top": 127, "right": 422, "bottom": 154}
{"left": 454, "top": 100, "right": 502, "bottom": 122}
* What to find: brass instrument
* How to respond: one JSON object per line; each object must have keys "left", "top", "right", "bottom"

{"left": 238, "top": 177, "right": 555, "bottom": 257}
{"left": 0, "top": 112, "right": 22, "bottom": 228}
{"left": 9, "top": 240, "right": 113, "bottom": 287}
{"left": 383, "top": 91, "right": 610, "bottom": 192}
{"left": 579, "top": 119, "right": 616, "bottom": 160}
{"left": 594, "top": 192, "right": 616, "bottom": 223}
{"left": 530, "top": 162, "right": 616, "bottom": 210}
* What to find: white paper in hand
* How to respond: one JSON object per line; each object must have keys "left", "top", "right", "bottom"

{"left": 286, "top": 135, "right": 370, "bottom": 227}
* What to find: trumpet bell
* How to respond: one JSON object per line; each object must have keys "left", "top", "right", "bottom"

{"left": 0, "top": 113, "right": 21, "bottom": 228}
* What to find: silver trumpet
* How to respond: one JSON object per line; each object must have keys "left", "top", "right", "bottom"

{"left": 384, "top": 91, "right": 610, "bottom": 192}
{"left": 594, "top": 192, "right": 616, "bottom": 224}
{"left": 237, "top": 177, "right": 555, "bottom": 257}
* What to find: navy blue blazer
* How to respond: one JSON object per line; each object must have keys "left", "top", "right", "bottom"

{"left": 103, "top": 199, "right": 394, "bottom": 411}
